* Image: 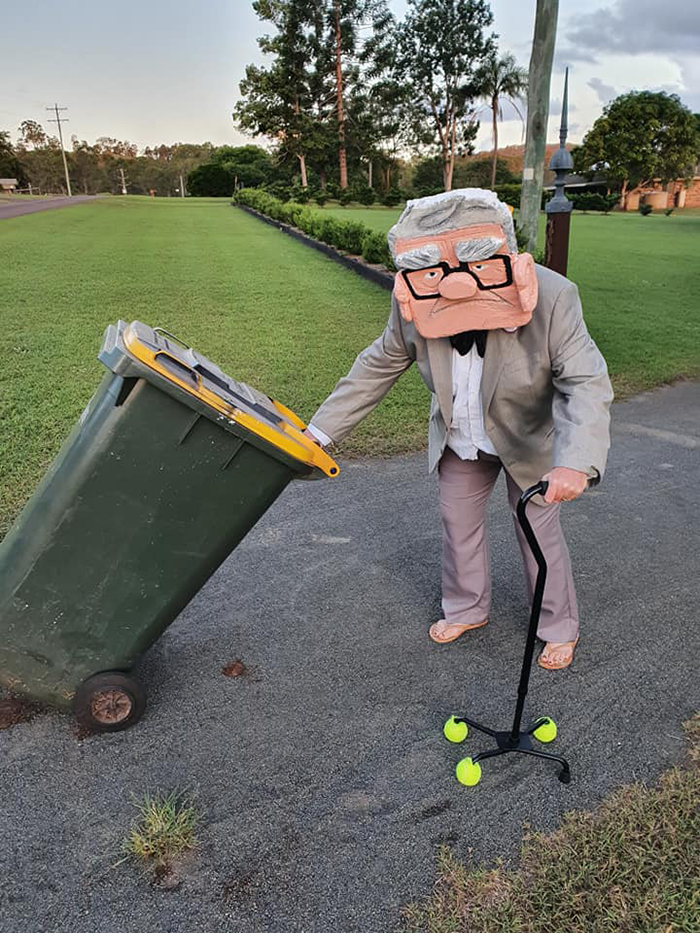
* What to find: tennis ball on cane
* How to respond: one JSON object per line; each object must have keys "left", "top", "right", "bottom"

{"left": 443, "top": 716, "right": 468, "bottom": 743}
{"left": 455, "top": 757, "right": 482, "bottom": 787}
{"left": 533, "top": 717, "right": 557, "bottom": 743}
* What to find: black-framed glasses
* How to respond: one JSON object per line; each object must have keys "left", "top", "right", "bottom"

{"left": 402, "top": 254, "right": 513, "bottom": 300}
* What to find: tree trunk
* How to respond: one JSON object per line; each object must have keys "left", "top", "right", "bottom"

{"left": 620, "top": 178, "right": 628, "bottom": 209}
{"left": 293, "top": 96, "right": 308, "bottom": 188}
{"left": 297, "top": 153, "right": 308, "bottom": 188}
{"left": 319, "top": 167, "right": 326, "bottom": 190}
{"left": 368, "top": 161, "right": 373, "bottom": 188}
{"left": 490, "top": 94, "right": 499, "bottom": 188}
{"left": 443, "top": 157, "right": 453, "bottom": 191}
{"left": 334, "top": 0, "right": 348, "bottom": 189}
{"left": 443, "top": 108, "right": 457, "bottom": 191}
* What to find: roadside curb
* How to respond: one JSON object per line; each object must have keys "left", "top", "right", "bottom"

{"left": 235, "top": 204, "right": 394, "bottom": 291}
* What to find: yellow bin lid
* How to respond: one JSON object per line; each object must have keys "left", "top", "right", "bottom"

{"left": 122, "top": 322, "right": 339, "bottom": 478}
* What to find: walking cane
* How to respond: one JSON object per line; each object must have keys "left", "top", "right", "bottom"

{"left": 442, "top": 480, "right": 572, "bottom": 786}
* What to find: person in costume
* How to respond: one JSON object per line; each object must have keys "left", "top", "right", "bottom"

{"left": 305, "top": 189, "right": 612, "bottom": 670}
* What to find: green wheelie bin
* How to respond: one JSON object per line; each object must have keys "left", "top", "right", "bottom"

{"left": 0, "top": 320, "right": 339, "bottom": 732}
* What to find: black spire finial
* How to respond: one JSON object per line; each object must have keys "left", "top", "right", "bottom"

{"left": 547, "top": 68, "right": 573, "bottom": 212}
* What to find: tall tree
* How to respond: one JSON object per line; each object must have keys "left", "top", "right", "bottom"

{"left": 18, "top": 120, "right": 48, "bottom": 149}
{"left": 323, "top": 0, "right": 394, "bottom": 188}
{"left": 332, "top": 0, "right": 348, "bottom": 188}
{"left": 474, "top": 51, "right": 527, "bottom": 188}
{"left": 70, "top": 138, "right": 106, "bottom": 194}
{"left": 15, "top": 121, "right": 67, "bottom": 193}
{"left": 574, "top": 91, "right": 700, "bottom": 208}
{"left": 397, "top": 0, "right": 495, "bottom": 190}
{"left": 236, "top": 0, "right": 332, "bottom": 187}
{"left": 355, "top": 13, "right": 413, "bottom": 190}
{"left": 347, "top": 77, "right": 411, "bottom": 190}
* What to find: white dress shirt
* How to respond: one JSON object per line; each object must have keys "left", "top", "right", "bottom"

{"left": 446, "top": 344, "right": 497, "bottom": 459}
{"left": 307, "top": 343, "right": 496, "bottom": 458}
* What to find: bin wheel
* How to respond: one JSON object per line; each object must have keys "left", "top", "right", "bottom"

{"left": 74, "top": 672, "right": 146, "bottom": 733}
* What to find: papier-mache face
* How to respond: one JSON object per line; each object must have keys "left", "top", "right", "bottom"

{"left": 388, "top": 189, "right": 538, "bottom": 339}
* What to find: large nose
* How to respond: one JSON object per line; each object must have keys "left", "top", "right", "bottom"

{"left": 438, "top": 272, "right": 477, "bottom": 300}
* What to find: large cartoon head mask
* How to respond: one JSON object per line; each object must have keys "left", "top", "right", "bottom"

{"left": 388, "top": 189, "right": 538, "bottom": 339}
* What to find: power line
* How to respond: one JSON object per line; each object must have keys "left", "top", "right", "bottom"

{"left": 46, "top": 103, "right": 72, "bottom": 197}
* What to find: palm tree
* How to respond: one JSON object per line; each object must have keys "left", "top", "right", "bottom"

{"left": 475, "top": 53, "right": 528, "bottom": 188}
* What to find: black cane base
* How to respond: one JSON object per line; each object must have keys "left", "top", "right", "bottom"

{"left": 452, "top": 715, "right": 571, "bottom": 784}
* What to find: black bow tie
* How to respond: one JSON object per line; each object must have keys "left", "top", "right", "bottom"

{"left": 449, "top": 330, "right": 488, "bottom": 357}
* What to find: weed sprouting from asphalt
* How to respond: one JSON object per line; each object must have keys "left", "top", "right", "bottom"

{"left": 123, "top": 790, "right": 199, "bottom": 868}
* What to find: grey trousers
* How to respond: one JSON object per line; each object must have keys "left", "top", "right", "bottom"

{"left": 439, "top": 447, "right": 579, "bottom": 643}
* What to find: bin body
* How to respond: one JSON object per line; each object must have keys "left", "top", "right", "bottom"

{"left": 0, "top": 321, "right": 337, "bottom": 709}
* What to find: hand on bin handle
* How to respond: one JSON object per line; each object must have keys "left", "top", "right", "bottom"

{"left": 304, "top": 428, "right": 324, "bottom": 447}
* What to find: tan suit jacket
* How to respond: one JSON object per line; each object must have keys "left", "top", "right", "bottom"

{"left": 311, "top": 265, "right": 613, "bottom": 494}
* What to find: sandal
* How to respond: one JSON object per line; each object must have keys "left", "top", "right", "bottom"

{"left": 537, "top": 637, "right": 579, "bottom": 670}
{"left": 429, "top": 618, "right": 488, "bottom": 644}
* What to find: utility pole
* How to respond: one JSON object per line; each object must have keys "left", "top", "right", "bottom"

{"left": 47, "top": 103, "right": 72, "bottom": 197}
{"left": 544, "top": 68, "right": 574, "bottom": 275}
{"left": 119, "top": 167, "right": 128, "bottom": 195}
{"left": 519, "top": 0, "right": 558, "bottom": 253}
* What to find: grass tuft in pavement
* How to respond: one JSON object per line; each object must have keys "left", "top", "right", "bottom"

{"left": 402, "top": 714, "right": 700, "bottom": 933}
{"left": 123, "top": 790, "right": 199, "bottom": 870}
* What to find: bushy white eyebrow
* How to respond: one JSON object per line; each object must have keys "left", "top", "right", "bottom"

{"left": 394, "top": 244, "right": 442, "bottom": 270}
{"left": 455, "top": 236, "right": 504, "bottom": 262}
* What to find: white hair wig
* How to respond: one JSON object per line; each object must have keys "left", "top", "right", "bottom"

{"left": 387, "top": 188, "right": 518, "bottom": 263}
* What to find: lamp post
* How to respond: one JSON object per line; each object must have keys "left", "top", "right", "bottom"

{"left": 544, "top": 68, "right": 574, "bottom": 275}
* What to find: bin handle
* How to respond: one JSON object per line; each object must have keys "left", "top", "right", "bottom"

{"left": 153, "top": 327, "right": 191, "bottom": 351}
{"left": 154, "top": 351, "right": 202, "bottom": 391}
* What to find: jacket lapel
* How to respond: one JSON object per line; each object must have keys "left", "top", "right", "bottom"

{"left": 481, "top": 328, "right": 518, "bottom": 413}
{"left": 426, "top": 336, "right": 453, "bottom": 428}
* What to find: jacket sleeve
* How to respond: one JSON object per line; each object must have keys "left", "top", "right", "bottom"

{"left": 309, "top": 296, "right": 414, "bottom": 444}
{"left": 548, "top": 282, "right": 614, "bottom": 482}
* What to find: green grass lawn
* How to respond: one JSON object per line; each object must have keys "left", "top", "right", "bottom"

{"left": 0, "top": 197, "right": 426, "bottom": 536}
{"left": 3, "top": 198, "right": 700, "bottom": 538}
{"left": 324, "top": 205, "right": 700, "bottom": 397}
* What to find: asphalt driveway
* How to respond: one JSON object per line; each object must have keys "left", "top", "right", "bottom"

{"left": 1, "top": 381, "right": 699, "bottom": 932}
{"left": 0, "top": 195, "right": 97, "bottom": 220}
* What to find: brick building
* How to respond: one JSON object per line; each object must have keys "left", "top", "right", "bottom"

{"left": 624, "top": 171, "right": 700, "bottom": 210}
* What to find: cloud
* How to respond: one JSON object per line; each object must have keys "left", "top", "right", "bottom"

{"left": 565, "top": 0, "right": 700, "bottom": 56}
{"left": 549, "top": 96, "right": 579, "bottom": 117}
{"left": 588, "top": 77, "right": 617, "bottom": 104}
{"left": 678, "top": 60, "right": 700, "bottom": 112}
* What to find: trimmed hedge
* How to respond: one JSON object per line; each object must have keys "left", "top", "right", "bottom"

{"left": 495, "top": 183, "right": 619, "bottom": 213}
{"left": 572, "top": 192, "right": 619, "bottom": 212}
{"left": 235, "top": 188, "right": 394, "bottom": 269}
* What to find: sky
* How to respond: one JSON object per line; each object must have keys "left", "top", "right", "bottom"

{"left": 1, "top": 0, "right": 698, "bottom": 154}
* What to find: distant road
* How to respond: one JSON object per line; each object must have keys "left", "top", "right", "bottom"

{"left": 0, "top": 195, "right": 97, "bottom": 220}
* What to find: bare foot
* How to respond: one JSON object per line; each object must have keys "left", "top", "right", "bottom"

{"left": 429, "top": 618, "right": 488, "bottom": 644}
{"left": 537, "top": 638, "right": 579, "bottom": 670}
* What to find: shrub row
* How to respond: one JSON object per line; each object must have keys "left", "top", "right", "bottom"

{"left": 235, "top": 188, "right": 394, "bottom": 269}
{"left": 260, "top": 181, "right": 405, "bottom": 208}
